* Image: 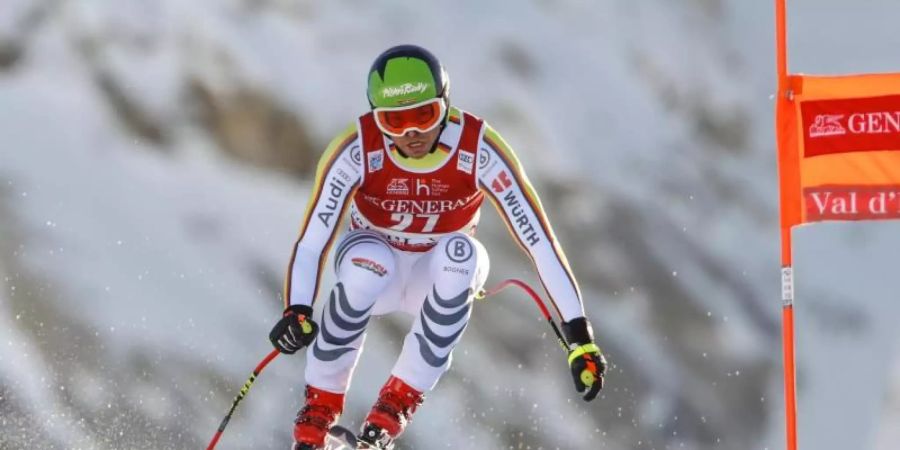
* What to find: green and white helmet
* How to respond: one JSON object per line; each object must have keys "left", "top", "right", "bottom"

{"left": 367, "top": 45, "right": 450, "bottom": 109}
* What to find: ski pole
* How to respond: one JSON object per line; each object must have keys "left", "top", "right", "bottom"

{"left": 476, "top": 278, "right": 569, "bottom": 353}
{"left": 207, "top": 349, "right": 280, "bottom": 450}
{"left": 477, "top": 279, "right": 603, "bottom": 391}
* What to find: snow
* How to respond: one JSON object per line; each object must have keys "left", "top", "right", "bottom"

{"left": 1, "top": 0, "right": 899, "bottom": 449}
{"left": 792, "top": 222, "right": 900, "bottom": 450}
{"left": 0, "top": 259, "right": 98, "bottom": 449}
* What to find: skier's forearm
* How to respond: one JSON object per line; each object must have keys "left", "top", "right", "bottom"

{"left": 285, "top": 242, "right": 330, "bottom": 307}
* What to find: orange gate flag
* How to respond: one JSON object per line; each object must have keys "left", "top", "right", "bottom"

{"left": 776, "top": 71, "right": 900, "bottom": 450}
{"left": 775, "top": 72, "right": 900, "bottom": 450}
{"left": 775, "top": 3, "right": 900, "bottom": 450}
{"left": 779, "top": 73, "right": 900, "bottom": 229}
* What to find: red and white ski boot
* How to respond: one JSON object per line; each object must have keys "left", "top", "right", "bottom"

{"left": 293, "top": 385, "right": 345, "bottom": 450}
{"left": 357, "top": 376, "right": 424, "bottom": 449}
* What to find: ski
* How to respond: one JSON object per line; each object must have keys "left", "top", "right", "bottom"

{"left": 324, "top": 425, "right": 358, "bottom": 450}
{"left": 325, "top": 425, "right": 392, "bottom": 450}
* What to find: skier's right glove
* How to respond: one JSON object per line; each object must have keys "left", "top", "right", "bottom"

{"left": 269, "top": 304, "right": 319, "bottom": 354}
{"left": 562, "top": 317, "right": 608, "bottom": 402}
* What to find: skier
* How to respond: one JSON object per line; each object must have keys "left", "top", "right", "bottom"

{"left": 269, "top": 44, "right": 608, "bottom": 450}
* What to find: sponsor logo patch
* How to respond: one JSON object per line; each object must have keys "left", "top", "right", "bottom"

{"left": 367, "top": 150, "right": 384, "bottom": 172}
{"left": 491, "top": 171, "right": 513, "bottom": 193}
{"left": 801, "top": 95, "right": 900, "bottom": 157}
{"left": 387, "top": 178, "right": 410, "bottom": 195}
{"left": 443, "top": 265, "right": 470, "bottom": 275}
{"left": 445, "top": 236, "right": 474, "bottom": 263}
{"left": 809, "top": 114, "right": 846, "bottom": 138}
{"left": 384, "top": 178, "right": 450, "bottom": 197}
{"left": 457, "top": 150, "right": 475, "bottom": 173}
{"left": 359, "top": 192, "right": 472, "bottom": 214}
{"left": 478, "top": 147, "right": 492, "bottom": 170}
{"left": 503, "top": 190, "right": 540, "bottom": 246}
{"left": 415, "top": 178, "right": 450, "bottom": 197}
{"left": 351, "top": 257, "right": 388, "bottom": 277}
{"left": 382, "top": 82, "right": 428, "bottom": 98}
{"left": 317, "top": 176, "right": 348, "bottom": 228}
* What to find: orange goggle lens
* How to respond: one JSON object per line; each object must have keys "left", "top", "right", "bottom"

{"left": 374, "top": 99, "right": 445, "bottom": 137}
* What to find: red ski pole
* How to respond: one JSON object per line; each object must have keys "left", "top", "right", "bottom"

{"left": 207, "top": 349, "right": 280, "bottom": 450}
{"left": 477, "top": 278, "right": 569, "bottom": 353}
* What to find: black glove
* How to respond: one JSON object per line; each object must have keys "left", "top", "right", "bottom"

{"left": 562, "top": 317, "right": 608, "bottom": 402}
{"left": 269, "top": 304, "right": 318, "bottom": 354}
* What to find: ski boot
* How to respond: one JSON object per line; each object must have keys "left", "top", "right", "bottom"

{"left": 292, "top": 385, "right": 345, "bottom": 450}
{"left": 356, "top": 376, "right": 424, "bottom": 449}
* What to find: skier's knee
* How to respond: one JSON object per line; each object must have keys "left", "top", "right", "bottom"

{"left": 430, "top": 233, "right": 489, "bottom": 294}
{"left": 334, "top": 230, "right": 396, "bottom": 297}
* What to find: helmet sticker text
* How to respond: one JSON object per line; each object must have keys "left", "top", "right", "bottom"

{"left": 382, "top": 82, "right": 429, "bottom": 98}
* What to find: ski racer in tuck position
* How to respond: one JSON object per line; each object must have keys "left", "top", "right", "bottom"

{"left": 269, "top": 44, "right": 608, "bottom": 450}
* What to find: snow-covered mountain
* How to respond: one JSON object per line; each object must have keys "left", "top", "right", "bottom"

{"left": 1, "top": 1, "right": 898, "bottom": 449}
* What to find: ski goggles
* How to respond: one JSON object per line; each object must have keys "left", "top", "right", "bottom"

{"left": 373, "top": 98, "right": 447, "bottom": 137}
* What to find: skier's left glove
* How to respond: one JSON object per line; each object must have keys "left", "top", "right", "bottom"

{"left": 562, "top": 317, "right": 608, "bottom": 402}
{"left": 269, "top": 304, "right": 318, "bottom": 354}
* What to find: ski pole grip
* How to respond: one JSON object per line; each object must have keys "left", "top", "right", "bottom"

{"left": 580, "top": 369, "right": 596, "bottom": 387}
